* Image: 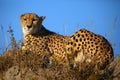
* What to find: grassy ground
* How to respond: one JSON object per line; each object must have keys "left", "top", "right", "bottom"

{"left": 0, "top": 49, "right": 120, "bottom": 80}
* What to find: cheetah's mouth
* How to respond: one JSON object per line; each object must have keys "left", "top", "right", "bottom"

{"left": 22, "top": 26, "right": 33, "bottom": 35}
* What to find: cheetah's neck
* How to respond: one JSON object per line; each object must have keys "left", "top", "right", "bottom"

{"left": 32, "top": 25, "right": 55, "bottom": 37}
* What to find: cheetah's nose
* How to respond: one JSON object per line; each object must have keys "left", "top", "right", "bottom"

{"left": 27, "top": 25, "right": 32, "bottom": 29}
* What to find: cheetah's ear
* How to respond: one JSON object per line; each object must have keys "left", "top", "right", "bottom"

{"left": 39, "top": 16, "right": 46, "bottom": 21}
{"left": 20, "top": 14, "right": 25, "bottom": 18}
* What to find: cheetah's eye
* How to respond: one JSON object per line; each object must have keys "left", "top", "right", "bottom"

{"left": 24, "top": 18, "right": 27, "bottom": 21}
{"left": 32, "top": 19, "right": 37, "bottom": 21}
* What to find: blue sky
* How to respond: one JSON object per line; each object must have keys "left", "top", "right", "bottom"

{"left": 0, "top": 0, "right": 120, "bottom": 56}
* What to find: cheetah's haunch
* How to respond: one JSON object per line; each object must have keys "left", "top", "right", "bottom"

{"left": 66, "top": 28, "right": 114, "bottom": 70}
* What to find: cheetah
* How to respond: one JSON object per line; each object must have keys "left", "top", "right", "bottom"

{"left": 66, "top": 28, "right": 114, "bottom": 69}
{"left": 20, "top": 13, "right": 70, "bottom": 64}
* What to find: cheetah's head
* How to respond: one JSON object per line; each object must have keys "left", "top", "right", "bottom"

{"left": 20, "top": 13, "right": 45, "bottom": 37}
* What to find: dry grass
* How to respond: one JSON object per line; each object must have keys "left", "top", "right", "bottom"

{"left": 1, "top": 49, "right": 119, "bottom": 80}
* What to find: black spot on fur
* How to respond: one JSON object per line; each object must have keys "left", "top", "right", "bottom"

{"left": 77, "top": 34, "right": 80, "bottom": 37}
{"left": 84, "top": 38, "right": 86, "bottom": 41}
{"left": 82, "top": 35, "right": 84, "bottom": 38}
{"left": 85, "top": 34, "right": 88, "bottom": 36}
{"left": 82, "top": 42, "right": 84, "bottom": 44}
{"left": 78, "top": 44, "right": 80, "bottom": 46}
{"left": 87, "top": 38, "right": 89, "bottom": 40}
{"left": 90, "top": 34, "right": 93, "bottom": 37}
{"left": 73, "top": 36, "right": 76, "bottom": 40}
{"left": 71, "top": 42, "right": 73, "bottom": 45}
{"left": 80, "top": 38, "right": 82, "bottom": 41}
{"left": 74, "top": 43, "right": 76, "bottom": 46}
{"left": 76, "top": 39, "right": 78, "bottom": 42}
{"left": 96, "top": 46, "right": 98, "bottom": 48}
